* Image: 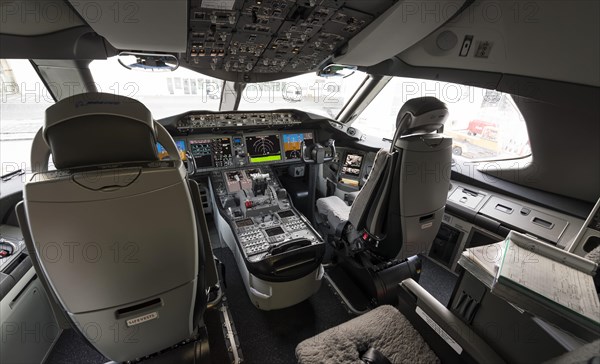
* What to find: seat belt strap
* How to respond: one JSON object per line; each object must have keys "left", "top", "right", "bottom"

{"left": 365, "top": 151, "right": 398, "bottom": 240}
{"left": 349, "top": 150, "right": 390, "bottom": 230}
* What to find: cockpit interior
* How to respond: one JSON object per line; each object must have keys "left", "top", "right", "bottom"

{"left": 1, "top": 1, "right": 599, "bottom": 363}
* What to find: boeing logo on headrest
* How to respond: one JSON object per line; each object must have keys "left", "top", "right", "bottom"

{"left": 75, "top": 100, "right": 121, "bottom": 108}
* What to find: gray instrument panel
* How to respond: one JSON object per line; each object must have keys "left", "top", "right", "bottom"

{"left": 166, "top": 128, "right": 315, "bottom": 173}
{"left": 425, "top": 182, "right": 587, "bottom": 272}
{"left": 210, "top": 166, "right": 321, "bottom": 262}
{"left": 446, "top": 182, "right": 584, "bottom": 248}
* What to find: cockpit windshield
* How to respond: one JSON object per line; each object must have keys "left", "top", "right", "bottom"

{"left": 89, "top": 57, "right": 367, "bottom": 120}
{"left": 90, "top": 57, "right": 224, "bottom": 119}
{"left": 236, "top": 71, "right": 367, "bottom": 119}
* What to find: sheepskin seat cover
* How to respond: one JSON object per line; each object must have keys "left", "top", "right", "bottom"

{"left": 296, "top": 305, "right": 439, "bottom": 364}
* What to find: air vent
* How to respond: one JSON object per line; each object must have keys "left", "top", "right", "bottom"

{"left": 199, "top": 185, "right": 212, "bottom": 214}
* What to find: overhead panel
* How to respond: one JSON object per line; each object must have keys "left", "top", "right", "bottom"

{"left": 185, "top": 0, "right": 397, "bottom": 76}
{"left": 0, "top": 0, "right": 84, "bottom": 36}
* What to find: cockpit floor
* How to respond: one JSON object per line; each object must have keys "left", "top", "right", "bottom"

{"left": 45, "top": 328, "right": 106, "bottom": 364}
{"left": 418, "top": 256, "right": 458, "bottom": 307}
{"left": 45, "top": 217, "right": 457, "bottom": 364}
{"left": 213, "top": 247, "right": 353, "bottom": 364}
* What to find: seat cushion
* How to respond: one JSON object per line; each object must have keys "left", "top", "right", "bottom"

{"left": 296, "top": 305, "right": 439, "bottom": 364}
{"left": 316, "top": 196, "right": 351, "bottom": 231}
{"left": 345, "top": 191, "right": 360, "bottom": 205}
{"left": 584, "top": 245, "right": 600, "bottom": 264}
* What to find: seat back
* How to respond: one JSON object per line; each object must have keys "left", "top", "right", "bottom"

{"left": 348, "top": 97, "right": 452, "bottom": 259}
{"left": 18, "top": 93, "right": 206, "bottom": 362}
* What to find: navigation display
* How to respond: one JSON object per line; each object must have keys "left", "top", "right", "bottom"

{"left": 283, "top": 132, "right": 313, "bottom": 160}
{"left": 189, "top": 137, "right": 233, "bottom": 168}
{"left": 157, "top": 140, "right": 187, "bottom": 161}
{"left": 342, "top": 153, "right": 363, "bottom": 177}
{"left": 245, "top": 134, "right": 282, "bottom": 163}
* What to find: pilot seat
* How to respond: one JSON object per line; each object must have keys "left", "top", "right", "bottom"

{"left": 316, "top": 96, "right": 453, "bottom": 307}
{"left": 16, "top": 92, "right": 216, "bottom": 363}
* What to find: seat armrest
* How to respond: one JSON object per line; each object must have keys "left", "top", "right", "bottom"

{"left": 344, "top": 191, "right": 360, "bottom": 206}
{"left": 399, "top": 279, "right": 505, "bottom": 364}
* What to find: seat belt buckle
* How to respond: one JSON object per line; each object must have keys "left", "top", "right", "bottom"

{"left": 361, "top": 231, "right": 379, "bottom": 248}
{"left": 360, "top": 230, "right": 381, "bottom": 248}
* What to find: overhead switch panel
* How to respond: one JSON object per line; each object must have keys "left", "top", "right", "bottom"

{"left": 185, "top": 0, "right": 394, "bottom": 75}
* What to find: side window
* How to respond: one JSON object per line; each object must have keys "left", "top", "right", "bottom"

{"left": 1, "top": 59, "right": 54, "bottom": 175}
{"left": 353, "top": 77, "right": 530, "bottom": 161}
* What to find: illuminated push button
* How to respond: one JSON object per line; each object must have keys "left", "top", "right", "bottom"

{"left": 0, "top": 240, "right": 15, "bottom": 257}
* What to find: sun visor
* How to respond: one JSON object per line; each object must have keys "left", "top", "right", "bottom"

{"left": 67, "top": 0, "right": 188, "bottom": 52}
{"left": 334, "top": 0, "right": 467, "bottom": 67}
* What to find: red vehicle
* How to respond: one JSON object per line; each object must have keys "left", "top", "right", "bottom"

{"left": 467, "top": 119, "right": 497, "bottom": 136}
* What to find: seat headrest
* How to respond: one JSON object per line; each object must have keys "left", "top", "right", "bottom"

{"left": 395, "top": 96, "right": 448, "bottom": 137}
{"left": 44, "top": 92, "right": 158, "bottom": 169}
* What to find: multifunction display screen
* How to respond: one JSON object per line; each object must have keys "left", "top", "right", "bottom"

{"left": 189, "top": 137, "right": 233, "bottom": 168}
{"left": 282, "top": 132, "right": 313, "bottom": 160}
{"left": 265, "top": 226, "right": 285, "bottom": 237}
{"left": 245, "top": 134, "right": 282, "bottom": 163}
{"left": 342, "top": 153, "right": 363, "bottom": 177}
{"left": 157, "top": 140, "right": 187, "bottom": 161}
{"left": 278, "top": 210, "right": 295, "bottom": 218}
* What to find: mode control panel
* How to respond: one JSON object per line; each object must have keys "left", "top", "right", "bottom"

{"left": 178, "top": 112, "right": 301, "bottom": 130}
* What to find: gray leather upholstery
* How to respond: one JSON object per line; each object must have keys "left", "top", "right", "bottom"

{"left": 44, "top": 93, "right": 158, "bottom": 169}
{"left": 317, "top": 97, "right": 452, "bottom": 260}
{"left": 19, "top": 93, "right": 207, "bottom": 362}
{"left": 395, "top": 96, "right": 448, "bottom": 132}
{"left": 348, "top": 149, "right": 394, "bottom": 238}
